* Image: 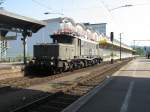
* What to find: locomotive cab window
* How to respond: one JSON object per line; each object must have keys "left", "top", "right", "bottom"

{"left": 51, "top": 35, "right": 74, "bottom": 44}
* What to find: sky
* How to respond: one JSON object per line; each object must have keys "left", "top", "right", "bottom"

{"left": 1, "top": 0, "right": 150, "bottom": 46}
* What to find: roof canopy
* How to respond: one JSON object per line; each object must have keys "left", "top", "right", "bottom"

{"left": 0, "top": 9, "right": 47, "bottom": 36}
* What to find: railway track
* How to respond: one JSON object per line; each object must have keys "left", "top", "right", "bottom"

{"left": 0, "top": 68, "right": 23, "bottom": 80}
{"left": 0, "top": 60, "right": 114, "bottom": 88}
{"left": 10, "top": 92, "right": 80, "bottom": 112}
{"left": 10, "top": 59, "right": 131, "bottom": 112}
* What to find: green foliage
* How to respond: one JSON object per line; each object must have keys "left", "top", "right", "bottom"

{"left": 134, "top": 47, "right": 144, "bottom": 56}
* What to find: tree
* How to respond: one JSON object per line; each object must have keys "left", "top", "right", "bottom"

{"left": 134, "top": 47, "right": 144, "bottom": 56}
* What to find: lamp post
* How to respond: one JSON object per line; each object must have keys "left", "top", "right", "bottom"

{"left": 44, "top": 12, "right": 64, "bottom": 16}
{"left": 110, "top": 32, "right": 114, "bottom": 64}
{"left": 120, "top": 33, "right": 123, "bottom": 61}
{"left": 133, "top": 40, "right": 136, "bottom": 50}
{"left": 110, "top": 4, "right": 133, "bottom": 11}
{"left": 108, "top": 4, "right": 133, "bottom": 61}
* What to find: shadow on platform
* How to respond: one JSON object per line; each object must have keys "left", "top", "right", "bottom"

{"left": 0, "top": 86, "right": 80, "bottom": 112}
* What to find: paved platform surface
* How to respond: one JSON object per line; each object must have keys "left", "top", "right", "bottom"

{"left": 70, "top": 58, "right": 150, "bottom": 112}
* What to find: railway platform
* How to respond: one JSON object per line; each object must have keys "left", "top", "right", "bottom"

{"left": 0, "top": 62, "right": 23, "bottom": 69}
{"left": 63, "top": 57, "right": 150, "bottom": 112}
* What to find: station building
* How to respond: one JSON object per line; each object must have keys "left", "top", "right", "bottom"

{"left": 84, "top": 22, "right": 134, "bottom": 60}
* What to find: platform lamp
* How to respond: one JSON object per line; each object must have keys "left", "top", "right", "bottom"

{"left": 119, "top": 33, "right": 123, "bottom": 61}
{"left": 110, "top": 32, "right": 114, "bottom": 64}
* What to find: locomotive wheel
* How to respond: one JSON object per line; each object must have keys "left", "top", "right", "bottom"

{"left": 52, "top": 69, "right": 56, "bottom": 75}
{"left": 24, "top": 65, "right": 34, "bottom": 76}
{"left": 98, "top": 59, "right": 101, "bottom": 64}
{"left": 80, "top": 61, "right": 84, "bottom": 68}
{"left": 84, "top": 61, "right": 88, "bottom": 67}
{"left": 24, "top": 66, "right": 30, "bottom": 76}
{"left": 69, "top": 64, "right": 74, "bottom": 72}
{"left": 77, "top": 64, "right": 81, "bottom": 69}
{"left": 59, "top": 68, "right": 63, "bottom": 73}
{"left": 51, "top": 67, "right": 57, "bottom": 75}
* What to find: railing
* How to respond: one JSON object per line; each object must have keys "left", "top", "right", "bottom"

{"left": 0, "top": 57, "right": 32, "bottom": 63}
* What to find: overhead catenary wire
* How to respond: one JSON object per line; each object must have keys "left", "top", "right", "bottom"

{"left": 98, "top": 0, "right": 120, "bottom": 33}
{"left": 31, "top": 0, "right": 64, "bottom": 15}
{"left": 98, "top": 0, "right": 134, "bottom": 46}
{"left": 31, "top": 0, "right": 53, "bottom": 11}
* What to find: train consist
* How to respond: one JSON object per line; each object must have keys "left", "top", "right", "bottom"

{"left": 25, "top": 17, "right": 133, "bottom": 75}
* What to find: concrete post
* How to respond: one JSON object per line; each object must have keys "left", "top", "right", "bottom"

{"left": 23, "top": 35, "right": 27, "bottom": 64}
{"left": 22, "top": 31, "right": 27, "bottom": 65}
{"left": 120, "top": 33, "right": 122, "bottom": 61}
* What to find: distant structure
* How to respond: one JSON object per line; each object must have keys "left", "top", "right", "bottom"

{"left": 84, "top": 23, "right": 107, "bottom": 36}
